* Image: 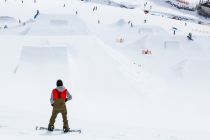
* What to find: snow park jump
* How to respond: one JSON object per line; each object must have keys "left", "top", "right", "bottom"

{"left": 0, "top": 0, "right": 210, "bottom": 139}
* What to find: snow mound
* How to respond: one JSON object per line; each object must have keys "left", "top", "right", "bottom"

{"left": 129, "top": 35, "right": 148, "bottom": 49}
{"left": 27, "top": 14, "right": 89, "bottom": 36}
{"left": 18, "top": 27, "right": 31, "bottom": 35}
{"left": 171, "top": 59, "right": 188, "bottom": 77}
{"left": 164, "top": 41, "right": 180, "bottom": 50}
{"left": 0, "top": 16, "right": 16, "bottom": 22}
{"left": 171, "top": 58, "right": 210, "bottom": 82}
{"left": 138, "top": 27, "right": 153, "bottom": 35}
{"left": 20, "top": 47, "right": 67, "bottom": 63}
{"left": 49, "top": 19, "right": 69, "bottom": 26}
{"left": 0, "top": 16, "right": 18, "bottom": 27}
{"left": 18, "top": 46, "right": 69, "bottom": 74}
{"left": 15, "top": 46, "right": 70, "bottom": 108}
{"left": 138, "top": 25, "right": 168, "bottom": 36}
{"left": 113, "top": 18, "right": 127, "bottom": 26}
{"left": 183, "top": 58, "right": 210, "bottom": 81}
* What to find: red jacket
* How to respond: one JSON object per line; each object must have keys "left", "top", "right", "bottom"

{"left": 50, "top": 86, "right": 72, "bottom": 104}
{"left": 52, "top": 88, "right": 67, "bottom": 101}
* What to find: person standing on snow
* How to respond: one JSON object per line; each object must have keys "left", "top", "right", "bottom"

{"left": 34, "top": 10, "right": 40, "bottom": 19}
{"left": 48, "top": 79, "right": 72, "bottom": 132}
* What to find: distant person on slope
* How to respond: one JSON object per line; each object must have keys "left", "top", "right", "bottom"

{"left": 48, "top": 79, "right": 72, "bottom": 133}
{"left": 34, "top": 10, "right": 40, "bottom": 19}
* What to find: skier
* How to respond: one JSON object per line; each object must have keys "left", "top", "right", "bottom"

{"left": 48, "top": 79, "right": 72, "bottom": 133}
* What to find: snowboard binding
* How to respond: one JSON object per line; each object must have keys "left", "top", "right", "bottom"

{"left": 48, "top": 125, "right": 54, "bottom": 131}
{"left": 63, "top": 127, "right": 70, "bottom": 133}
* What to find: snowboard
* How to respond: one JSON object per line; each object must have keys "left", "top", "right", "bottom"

{"left": 35, "top": 126, "right": 81, "bottom": 133}
{"left": 187, "top": 36, "right": 193, "bottom": 41}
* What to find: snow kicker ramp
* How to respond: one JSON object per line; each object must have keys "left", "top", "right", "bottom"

{"left": 14, "top": 46, "right": 70, "bottom": 109}
{"left": 27, "top": 14, "right": 88, "bottom": 36}
{"left": 0, "top": 16, "right": 17, "bottom": 27}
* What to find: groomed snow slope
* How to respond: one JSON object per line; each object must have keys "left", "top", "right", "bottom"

{"left": 0, "top": 35, "right": 164, "bottom": 140}
{"left": 0, "top": 0, "right": 210, "bottom": 140}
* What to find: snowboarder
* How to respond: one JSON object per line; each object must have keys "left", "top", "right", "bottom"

{"left": 131, "top": 23, "right": 133, "bottom": 28}
{"left": 48, "top": 79, "right": 72, "bottom": 133}
{"left": 173, "top": 30, "right": 176, "bottom": 35}
{"left": 34, "top": 10, "right": 40, "bottom": 19}
{"left": 187, "top": 32, "right": 193, "bottom": 40}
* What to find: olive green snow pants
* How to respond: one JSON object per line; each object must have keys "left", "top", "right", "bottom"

{"left": 49, "top": 99, "right": 69, "bottom": 128}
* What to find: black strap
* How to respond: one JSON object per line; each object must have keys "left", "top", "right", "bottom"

{"left": 55, "top": 89, "right": 62, "bottom": 98}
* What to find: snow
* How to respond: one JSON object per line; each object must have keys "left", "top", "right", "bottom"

{"left": 26, "top": 14, "right": 88, "bottom": 35}
{"left": 0, "top": 0, "right": 210, "bottom": 140}
{"left": 86, "top": 0, "right": 141, "bottom": 9}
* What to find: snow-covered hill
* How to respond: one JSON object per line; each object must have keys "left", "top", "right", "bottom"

{"left": 0, "top": 0, "right": 210, "bottom": 140}
{"left": 84, "top": 0, "right": 141, "bottom": 9}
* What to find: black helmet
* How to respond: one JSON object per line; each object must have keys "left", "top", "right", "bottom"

{"left": 56, "top": 79, "right": 63, "bottom": 87}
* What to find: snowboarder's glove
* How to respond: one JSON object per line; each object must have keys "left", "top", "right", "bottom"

{"left": 51, "top": 103, "right": 54, "bottom": 107}
{"left": 65, "top": 99, "right": 68, "bottom": 102}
